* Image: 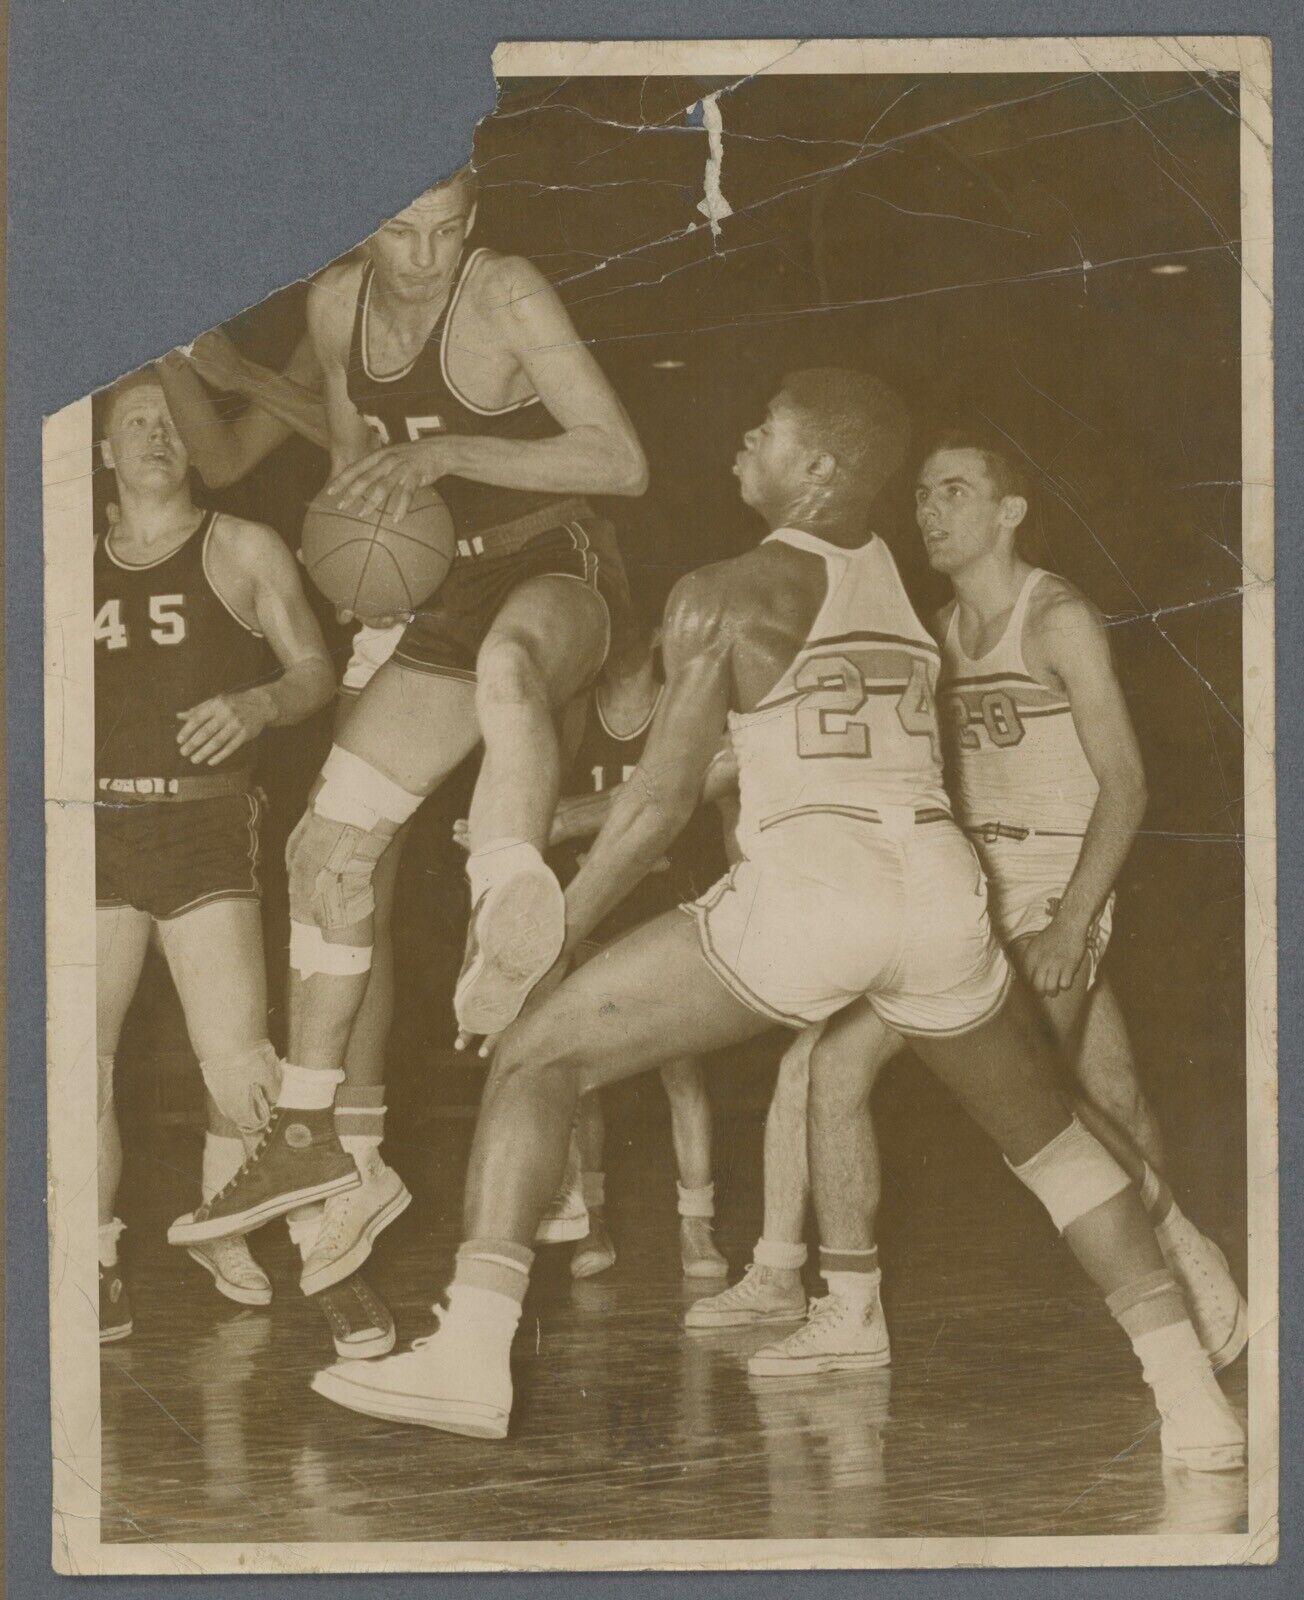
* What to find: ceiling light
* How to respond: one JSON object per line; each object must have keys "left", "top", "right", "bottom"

{"left": 1149, "top": 263, "right": 1188, "bottom": 276}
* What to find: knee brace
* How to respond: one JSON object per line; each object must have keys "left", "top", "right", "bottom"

{"left": 199, "top": 1040, "right": 281, "bottom": 1139}
{"left": 1007, "top": 1116, "right": 1130, "bottom": 1233}
{"left": 287, "top": 747, "right": 421, "bottom": 933}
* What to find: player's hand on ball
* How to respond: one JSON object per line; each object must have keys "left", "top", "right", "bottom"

{"left": 176, "top": 689, "right": 271, "bottom": 766}
{"left": 1022, "top": 918, "right": 1087, "bottom": 996}
{"left": 328, "top": 438, "right": 454, "bottom": 523}
{"left": 452, "top": 818, "right": 471, "bottom": 852}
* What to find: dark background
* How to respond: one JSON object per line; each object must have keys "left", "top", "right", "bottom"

{"left": 99, "top": 72, "right": 1247, "bottom": 1186}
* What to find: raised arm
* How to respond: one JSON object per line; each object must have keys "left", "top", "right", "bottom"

{"left": 1022, "top": 587, "right": 1148, "bottom": 995}
{"left": 175, "top": 521, "right": 335, "bottom": 767}
{"left": 328, "top": 255, "right": 648, "bottom": 520}
{"left": 158, "top": 332, "right": 327, "bottom": 488}
{"left": 561, "top": 572, "right": 732, "bottom": 950}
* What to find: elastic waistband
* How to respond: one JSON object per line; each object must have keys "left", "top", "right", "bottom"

{"left": 965, "top": 821, "right": 1085, "bottom": 844}
{"left": 96, "top": 771, "right": 254, "bottom": 802}
{"left": 758, "top": 802, "right": 953, "bottom": 833}
{"left": 455, "top": 498, "right": 594, "bottom": 560}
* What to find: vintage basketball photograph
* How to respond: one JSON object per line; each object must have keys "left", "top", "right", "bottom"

{"left": 42, "top": 34, "right": 1276, "bottom": 1574}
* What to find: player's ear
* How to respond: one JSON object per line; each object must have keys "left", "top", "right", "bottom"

{"left": 807, "top": 449, "right": 837, "bottom": 485}
{"left": 100, "top": 436, "right": 116, "bottom": 471}
{"left": 1000, "top": 494, "right": 1028, "bottom": 532}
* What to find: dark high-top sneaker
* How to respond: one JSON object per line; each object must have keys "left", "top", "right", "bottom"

{"left": 168, "top": 1107, "right": 360, "bottom": 1246}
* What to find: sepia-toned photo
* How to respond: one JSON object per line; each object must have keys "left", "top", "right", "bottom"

{"left": 43, "top": 35, "right": 1276, "bottom": 1574}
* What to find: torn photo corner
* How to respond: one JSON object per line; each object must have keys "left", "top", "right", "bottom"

{"left": 44, "top": 34, "right": 1276, "bottom": 1576}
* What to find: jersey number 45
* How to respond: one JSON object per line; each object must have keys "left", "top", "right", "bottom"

{"left": 93, "top": 595, "right": 187, "bottom": 650}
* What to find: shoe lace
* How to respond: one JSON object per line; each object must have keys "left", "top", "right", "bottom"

{"left": 201, "top": 1107, "right": 281, "bottom": 1210}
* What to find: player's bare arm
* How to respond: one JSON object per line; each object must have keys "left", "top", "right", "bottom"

{"left": 560, "top": 570, "right": 734, "bottom": 950}
{"left": 158, "top": 332, "right": 327, "bottom": 488}
{"left": 328, "top": 254, "right": 649, "bottom": 520}
{"left": 550, "top": 736, "right": 739, "bottom": 848}
{"left": 1021, "top": 580, "right": 1148, "bottom": 996}
{"left": 307, "top": 264, "right": 378, "bottom": 476}
{"left": 176, "top": 519, "right": 335, "bottom": 766}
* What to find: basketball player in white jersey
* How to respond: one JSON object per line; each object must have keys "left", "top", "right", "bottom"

{"left": 158, "top": 330, "right": 416, "bottom": 1300}
{"left": 689, "top": 432, "right": 1248, "bottom": 1378}
{"left": 310, "top": 371, "right": 1242, "bottom": 1472}
{"left": 92, "top": 371, "right": 401, "bottom": 1354}
{"left": 166, "top": 168, "right": 648, "bottom": 1284}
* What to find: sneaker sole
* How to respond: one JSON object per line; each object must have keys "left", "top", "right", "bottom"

{"left": 99, "top": 1323, "right": 133, "bottom": 1344}
{"left": 454, "top": 870, "right": 565, "bottom": 1037}
{"left": 747, "top": 1347, "right": 892, "bottom": 1378}
{"left": 299, "top": 1183, "right": 413, "bottom": 1297}
{"left": 310, "top": 1368, "right": 508, "bottom": 1437}
{"left": 571, "top": 1247, "right": 617, "bottom": 1280}
{"left": 535, "top": 1211, "right": 589, "bottom": 1244}
{"left": 685, "top": 1304, "right": 807, "bottom": 1331}
{"left": 330, "top": 1323, "right": 397, "bottom": 1361}
{"left": 186, "top": 1247, "right": 273, "bottom": 1307}
{"left": 1161, "top": 1436, "right": 1246, "bottom": 1474}
{"left": 167, "top": 1170, "right": 361, "bottom": 1245}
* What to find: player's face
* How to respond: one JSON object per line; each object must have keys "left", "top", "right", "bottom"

{"left": 103, "top": 384, "right": 190, "bottom": 493}
{"left": 733, "top": 397, "right": 810, "bottom": 511}
{"left": 915, "top": 449, "right": 1010, "bottom": 573}
{"left": 368, "top": 191, "right": 473, "bottom": 304}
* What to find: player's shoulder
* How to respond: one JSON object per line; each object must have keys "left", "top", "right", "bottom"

{"left": 208, "top": 512, "right": 291, "bottom": 573}
{"left": 667, "top": 545, "right": 805, "bottom": 643}
{"left": 306, "top": 257, "right": 365, "bottom": 344}
{"left": 474, "top": 250, "right": 556, "bottom": 314}
{"left": 1027, "top": 570, "right": 1103, "bottom": 636}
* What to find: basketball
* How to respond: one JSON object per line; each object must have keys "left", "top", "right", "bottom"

{"left": 300, "top": 485, "right": 456, "bottom": 615}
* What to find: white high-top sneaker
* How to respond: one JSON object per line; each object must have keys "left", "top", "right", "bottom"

{"left": 748, "top": 1292, "right": 891, "bottom": 1378}
{"left": 1135, "top": 1325, "right": 1246, "bottom": 1473}
{"left": 299, "top": 1161, "right": 411, "bottom": 1296}
{"left": 187, "top": 1236, "right": 272, "bottom": 1306}
{"left": 1157, "top": 1218, "right": 1249, "bottom": 1372}
{"left": 312, "top": 1289, "right": 519, "bottom": 1438}
{"left": 685, "top": 1263, "right": 806, "bottom": 1330}
{"left": 535, "top": 1131, "right": 588, "bottom": 1244}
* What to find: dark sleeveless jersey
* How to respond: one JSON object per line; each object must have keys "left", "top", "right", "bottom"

{"left": 346, "top": 248, "right": 576, "bottom": 538}
{"left": 552, "top": 686, "right": 724, "bottom": 935}
{"left": 93, "top": 513, "right": 276, "bottom": 781}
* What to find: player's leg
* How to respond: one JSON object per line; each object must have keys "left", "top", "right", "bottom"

{"left": 686, "top": 1025, "right": 818, "bottom": 1329}
{"left": 178, "top": 664, "right": 481, "bottom": 1243}
{"left": 312, "top": 909, "right": 772, "bottom": 1433}
{"left": 96, "top": 904, "right": 151, "bottom": 1342}
{"left": 155, "top": 897, "right": 279, "bottom": 1303}
{"left": 1022, "top": 949, "right": 1246, "bottom": 1370}
{"left": 912, "top": 987, "right": 1243, "bottom": 1470}
{"left": 750, "top": 1005, "right": 901, "bottom": 1376}
{"left": 299, "top": 813, "right": 414, "bottom": 1296}
{"left": 570, "top": 1091, "right": 616, "bottom": 1279}
{"left": 660, "top": 1060, "right": 728, "bottom": 1278}
{"left": 456, "top": 575, "right": 609, "bottom": 1036}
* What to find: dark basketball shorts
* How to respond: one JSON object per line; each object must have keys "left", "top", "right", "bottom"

{"left": 95, "top": 791, "right": 263, "bottom": 921}
{"left": 393, "top": 514, "right": 633, "bottom": 680}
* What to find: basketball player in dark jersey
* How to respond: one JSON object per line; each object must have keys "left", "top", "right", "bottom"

{"left": 94, "top": 369, "right": 392, "bottom": 1358}
{"left": 171, "top": 168, "right": 649, "bottom": 1272}
{"left": 464, "top": 623, "right": 731, "bottom": 1279}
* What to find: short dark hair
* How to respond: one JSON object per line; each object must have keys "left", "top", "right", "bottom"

{"left": 778, "top": 368, "right": 913, "bottom": 502}
{"left": 925, "top": 426, "right": 1030, "bottom": 502}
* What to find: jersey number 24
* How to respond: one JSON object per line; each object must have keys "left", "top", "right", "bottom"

{"left": 795, "top": 651, "right": 937, "bottom": 759}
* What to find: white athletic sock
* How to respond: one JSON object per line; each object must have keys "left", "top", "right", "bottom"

{"left": 277, "top": 1062, "right": 344, "bottom": 1112}
{"left": 98, "top": 1219, "right": 124, "bottom": 1269}
{"left": 202, "top": 1133, "right": 245, "bottom": 1202}
{"left": 754, "top": 1236, "right": 807, "bottom": 1272}
{"left": 581, "top": 1170, "right": 606, "bottom": 1209}
{"left": 677, "top": 1181, "right": 715, "bottom": 1220}
{"left": 340, "top": 1133, "right": 383, "bottom": 1176}
{"left": 444, "top": 1282, "right": 525, "bottom": 1344}
{"left": 1155, "top": 1205, "right": 1203, "bottom": 1257}
{"left": 286, "top": 1204, "right": 323, "bottom": 1260}
{"left": 824, "top": 1268, "right": 880, "bottom": 1314}
{"left": 467, "top": 837, "right": 547, "bottom": 904}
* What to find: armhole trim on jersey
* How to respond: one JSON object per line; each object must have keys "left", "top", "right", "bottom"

{"left": 439, "top": 247, "right": 542, "bottom": 419}
{"left": 202, "top": 515, "right": 265, "bottom": 638}
{"left": 595, "top": 682, "right": 663, "bottom": 742}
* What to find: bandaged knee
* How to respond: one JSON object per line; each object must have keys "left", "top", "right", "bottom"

{"left": 200, "top": 1040, "right": 281, "bottom": 1139}
{"left": 288, "top": 747, "right": 421, "bottom": 931}
{"left": 1006, "top": 1116, "right": 1130, "bottom": 1234}
{"left": 289, "top": 921, "right": 374, "bottom": 980}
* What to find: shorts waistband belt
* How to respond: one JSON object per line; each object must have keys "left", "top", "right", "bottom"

{"left": 96, "top": 772, "right": 254, "bottom": 802}
{"left": 759, "top": 802, "right": 953, "bottom": 833}
{"left": 966, "top": 821, "right": 1085, "bottom": 843}
{"left": 454, "top": 497, "right": 594, "bottom": 560}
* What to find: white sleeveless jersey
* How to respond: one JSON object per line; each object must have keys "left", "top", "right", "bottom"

{"left": 941, "top": 568, "right": 1099, "bottom": 834}
{"left": 728, "top": 529, "right": 950, "bottom": 853}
